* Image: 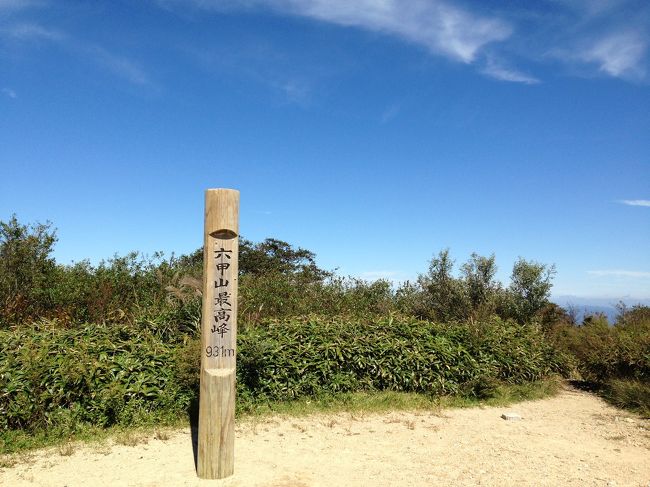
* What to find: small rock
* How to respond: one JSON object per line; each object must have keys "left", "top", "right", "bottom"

{"left": 624, "top": 418, "right": 635, "bottom": 423}
{"left": 606, "top": 481, "right": 617, "bottom": 487}
{"left": 501, "top": 413, "right": 522, "bottom": 421}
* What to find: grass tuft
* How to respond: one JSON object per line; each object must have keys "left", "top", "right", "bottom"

{"left": 57, "top": 443, "right": 75, "bottom": 456}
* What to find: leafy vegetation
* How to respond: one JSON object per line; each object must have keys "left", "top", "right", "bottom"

{"left": 0, "top": 216, "right": 58, "bottom": 325}
{"left": 0, "top": 216, "right": 561, "bottom": 330}
{"left": 0, "top": 323, "right": 190, "bottom": 433}
{"left": 0, "top": 214, "right": 648, "bottom": 454}
{"left": 547, "top": 305, "right": 650, "bottom": 416}
{"left": 1, "top": 316, "right": 566, "bottom": 451}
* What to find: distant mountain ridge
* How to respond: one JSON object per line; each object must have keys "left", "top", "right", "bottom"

{"left": 551, "top": 295, "right": 650, "bottom": 323}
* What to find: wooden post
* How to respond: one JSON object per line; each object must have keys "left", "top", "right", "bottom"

{"left": 197, "top": 188, "right": 239, "bottom": 479}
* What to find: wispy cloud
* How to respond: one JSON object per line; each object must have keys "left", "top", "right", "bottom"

{"left": 181, "top": 40, "right": 318, "bottom": 104}
{"left": 482, "top": 57, "right": 539, "bottom": 84}
{"left": 380, "top": 103, "right": 401, "bottom": 123}
{"left": 1, "top": 87, "right": 16, "bottom": 98}
{"left": 0, "top": 0, "right": 43, "bottom": 12}
{"left": 166, "top": 0, "right": 512, "bottom": 64}
{"left": 588, "top": 270, "right": 650, "bottom": 278}
{"left": 0, "top": 21, "right": 152, "bottom": 87}
{"left": 554, "top": 0, "right": 630, "bottom": 17}
{"left": 277, "top": 78, "right": 310, "bottom": 103}
{"left": 0, "top": 22, "right": 63, "bottom": 41}
{"left": 580, "top": 31, "right": 647, "bottom": 79}
{"left": 161, "top": 0, "right": 650, "bottom": 84}
{"left": 618, "top": 199, "right": 650, "bottom": 207}
{"left": 86, "top": 45, "right": 151, "bottom": 86}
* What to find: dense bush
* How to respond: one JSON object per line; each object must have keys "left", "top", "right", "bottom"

{"left": 1, "top": 215, "right": 562, "bottom": 330}
{"left": 550, "top": 311, "right": 649, "bottom": 384}
{"left": 547, "top": 306, "right": 650, "bottom": 416}
{"left": 239, "top": 274, "right": 395, "bottom": 325}
{"left": 0, "top": 216, "right": 58, "bottom": 325}
{"left": 413, "top": 249, "right": 556, "bottom": 324}
{"left": 180, "top": 317, "right": 568, "bottom": 405}
{"left": 0, "top": 323, "right": 192, "bottom": 432}
{"left": 0, "top": 226, "right": 191, "bottom": 330}
{"left": 602, "top": 379, "right": 650, "bottom": 416}
{"left": 1, "top": 317, "right": 567, "bottom": 433}
{"left": 7, "top": 214, "right": 645, "bottom": 433}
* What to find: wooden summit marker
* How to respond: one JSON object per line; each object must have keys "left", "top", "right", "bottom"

{"left": 197, "top": 188, "right": 239, "bottom": 479}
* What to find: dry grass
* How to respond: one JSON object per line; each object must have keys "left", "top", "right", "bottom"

{"left": 114, "top": 431, "right": 149, "bottom": 447}
{"left": 0, "top": 454, "right": 18, "bottom": 469}
{"left": 57, "top": 443, "right": 75, "bottom": 456}
{"left": 154, "top": 430, "right": 170, "bottom": 441}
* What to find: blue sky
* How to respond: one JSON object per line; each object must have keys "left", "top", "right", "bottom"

{"left": 1, "top": 0, "right": 649, "bottom": 301}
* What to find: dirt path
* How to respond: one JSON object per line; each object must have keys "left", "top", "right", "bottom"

{"left": 2, "top": 387, "right": 649, "bottom": 487}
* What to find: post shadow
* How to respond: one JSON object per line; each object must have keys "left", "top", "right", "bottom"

{"left": 188, "top": 396, "right": 200, "bottom": 472}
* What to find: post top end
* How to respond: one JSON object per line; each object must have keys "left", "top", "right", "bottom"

{"left": 205, "top": 188, "right": 240, "bottom": 195}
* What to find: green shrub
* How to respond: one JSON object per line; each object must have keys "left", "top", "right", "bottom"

{"left": 239, "top": 274, "right": 397, "bottom": 326}
{"left": 1, "top": 317, "right": 567, "bottom": 434}
{"left": 0, "top": 323, "right": 192, "bottom": 432}
{"left": 551, "top": 316, "right": 649, "bottom": 383}
{"left": 178, "top": 316, "right": 567, "bottom": 406}
{"left": 412, "top": 250, "right": 556, "bottom": 324}
{"left": 548, "top": 308, "right": 650, "bottom": 414}
{"left": 602, "top": 379, "right": 650, "bottom": 417}
{"left": 0, "top": 215, "right": 57, "bottom": 327}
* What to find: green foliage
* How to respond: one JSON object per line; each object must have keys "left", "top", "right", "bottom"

{"left": 534, "top": 302, "right": 575, "bottom": 331}
{"left": 412, "top": 250, "right": 555, "bottom": 325}
{"left": 0, "top": 323, "right": 192, "bottom": 433}
{"left": 601, "top": 379, "right": 650, "bottom": 417}
{"left": 507, "top": 258, "right": 556, "bottom": 323}
{"left": 0, "top": 215, "right": 58, "bottom": 326}
{"left": 239, "top": 238, "right": 331, "bottom": 281}
{"left": 461, "top": 253, "right": 500, "bottom": 321}
{"left": 239, "top": 274, "right": 395, "bottom": 326}
{"left": 178, "top": 316, "right": 567, "bottom": 406}
{"left": 551, "top": 313, "right": 649, "bottom": 384}
{"left": 1, "top": 317, "right": 566, "bottom": 436}
{"left": 7, "top": 214, "right": 644, "bottom": 442}
{"left": 616, "top": 303, "right": 650, "bottom": 328}
{"left": 1, "top": 216, "right": 561, "bottom": 333}
{"left": 548, "top": 306, "right": 650, "bottom": 414}
{"left": 417, "top": 249, "right": 470, "bottom": 322}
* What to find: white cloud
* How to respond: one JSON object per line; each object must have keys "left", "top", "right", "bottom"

{"left": 482, "top": 57, "right": 539, "bottom": 84}
{"left": 0, "top": 0, "right": 42, "bottom": 11}
{"left": 86, "top": 45, "right": 150, "bottom": 86}
{"left": 580, "top": 31, "right": 647, "bottom": 78}
{"left": 1, "top": 87, "right": 16, "bottom": 98}
{"left": 380, "top": 102, "right": 401, "bottom": 123}
{"left": 619, "top": 199, "right": 650, "bottom": 207}
{"left": 278, "top": 78, "right": 310, "bottom": 102}
{"left": 168, "top": 0, "right": 512, "bottom": 64}
{"left": 553, "top": 0, "right": 627, "bottom": 16}
{"left": 164, "top": 0, "right": 650, "bottom": 84}
{"left": 0, "top": 22, "right": 151, "bottom": 87}
{"left": 588, "top": 270, "right": 650, "bottom": 278}
{"left": 0, "top": 22, "right": 63, "bottom": 41}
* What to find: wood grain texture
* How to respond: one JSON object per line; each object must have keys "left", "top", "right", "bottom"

{"left": 197, "top": 188, "right": 239, "bottom": 479}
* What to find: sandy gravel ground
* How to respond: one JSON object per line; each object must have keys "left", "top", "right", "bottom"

{"left": 1, "top": 387, "right": 649, "bottom": 487}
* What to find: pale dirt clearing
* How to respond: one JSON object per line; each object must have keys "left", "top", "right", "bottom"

{"left": 1, "top": 387, "right": 649, "bottom": 487}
